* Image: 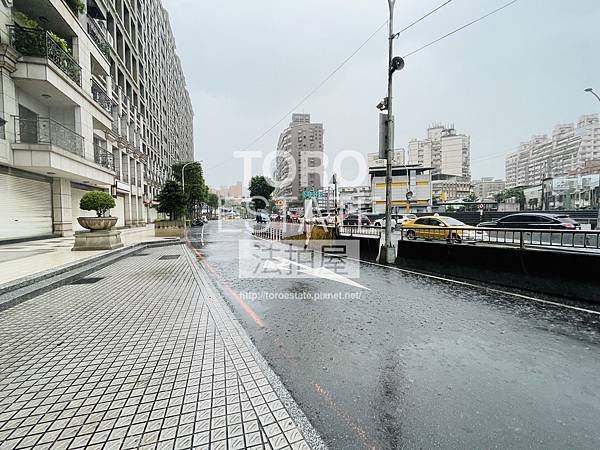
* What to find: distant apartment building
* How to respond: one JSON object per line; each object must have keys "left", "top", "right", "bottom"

{"left": 408, "top": 124, "right": 471, "bottom": 180}
{"left": 431, "top": 179, "right": 472, "bottom": 201}
{"left": 472, "top": 177, "right": 505, "bottom": 200}
{"left": 367, "top": 150, "right": 405, "bottom": 168}
{"left": 273, "top": 113, "right": 324, "bottom": 208}
{"left": 505, "top": 114, "right": 600, "bottom": 188}
{"left": 0, "top": 0, "right": 193, "bottom": 240}
{"left": 213, "top": 181, "right": 243, "bottom": 199}
{"left": 314, "top": 186, "right": 335, "bottom": 211}
{"left": 523, "top": 174, "right": 600, "bottom": 210}
{"left": 228, "top": 181, "right": 243, "bottom": 198}
{"left": 339, "top": 185, "right": 372, "bottom": 213}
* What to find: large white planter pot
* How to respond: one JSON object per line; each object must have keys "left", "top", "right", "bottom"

{"left": 77, "top": 216, "right": 118, "bottom": 231}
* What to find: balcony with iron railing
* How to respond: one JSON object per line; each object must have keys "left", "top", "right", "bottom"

{"left": 87, "top": 18, "right": 112, "bottom": 60}
{"left": 14, "top": 116, "right": 84, "bottom": 157}
{"left": 8, "top": 25, "right": 82, "bottom": 86}
{"left": 91, "top": 79, "right": 115, "bottom": 114}
{"left": 93, "top": 144, "right": 114, "bottom": 171}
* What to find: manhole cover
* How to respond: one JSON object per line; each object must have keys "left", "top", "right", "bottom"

{"left": 159, "top": 255, "right": 180, "bottom": 260}
{"left": 70, "top": 277, "right": 104, "bottom": 285}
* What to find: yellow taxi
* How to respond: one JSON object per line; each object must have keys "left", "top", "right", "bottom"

{"left": 402, "top": 215, "right": 483, "bottom": 243}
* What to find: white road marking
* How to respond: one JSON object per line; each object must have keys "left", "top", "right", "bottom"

{"left": 263, "top": 256, "right": 369, "bottom": 290}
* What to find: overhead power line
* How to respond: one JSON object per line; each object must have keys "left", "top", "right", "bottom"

{"left": 207, "top": 0, "right": 454, "bottom": 169}
{"left": 237, "top": 20, "right": 389, "bottom": 154}
{"left": 403, "top": 0, "right": 519, "bottom": 59}
{"left": 393, "top": 0, "right": 453, "bottom": 38}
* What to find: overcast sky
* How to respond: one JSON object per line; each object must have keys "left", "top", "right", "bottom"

{"left": 162, "top": 0, "right": 600, "bottom": 189}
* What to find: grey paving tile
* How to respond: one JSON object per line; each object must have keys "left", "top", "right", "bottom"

{"left": 0, "top": 245, "right": 316, "bottom": 450}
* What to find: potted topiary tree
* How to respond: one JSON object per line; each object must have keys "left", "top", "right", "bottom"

{"left": 78, "top": 191, "right": 118, "bottom": 231}
{"left": 73, "top": 191, "right": 123, "bottom": 251}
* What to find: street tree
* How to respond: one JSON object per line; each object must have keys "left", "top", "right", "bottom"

{"left": 463, "top": 192, "right": 478, "bottom": 203}
{"left": 495, "top": 187, "right": 526, "bottom": 210}
{"left": 156, "top": 180, "right": 186, "bottom": 220}
{"left": 462, "top": 192, "right": 479, "bottom": 211}
{"left": 172, "top": 161, "right": 208, "bottom": 217}
{"left": 248, "top": 176, "right": 274, "bottom": 210}
{"left": 207, "top": 192, "right": 219, "bottom": 218}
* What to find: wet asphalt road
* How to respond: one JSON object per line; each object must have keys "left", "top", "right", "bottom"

{"left": 190, "top": 220, "right": 600, "bottom": 450}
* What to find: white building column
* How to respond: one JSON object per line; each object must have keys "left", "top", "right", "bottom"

{"left": 124, "top": 191, "right": 133, "bottom": 227}
{"left": 52, "top": 178, "right": 73, "bottom": 236}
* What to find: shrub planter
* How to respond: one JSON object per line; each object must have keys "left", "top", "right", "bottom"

{"left": 155, "top": 220, "right": 185, "bottom": 237}
{"left": 72, "top": 191, "right": 123, "bottom": 251}
{"left": 77, "top": 216, "right": 118, "bottom": 231}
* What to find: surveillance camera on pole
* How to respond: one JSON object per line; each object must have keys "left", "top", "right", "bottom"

{"left": 376, "top": 97, "right": 388, "bottom": 111}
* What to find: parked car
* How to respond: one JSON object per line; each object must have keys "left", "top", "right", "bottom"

{"left": 373, "top": 213, "right": 417, "bottom": 229}
{"left": 373, "top": 217, "right": 396, "bottom": 229}
{"left": 395, "top": 213, "right": 417, "bottom": 224}
{"left": 344, "top": 214, "right": 372, "bottom": 226}
{"left": 191, "top": 218, "right": 204, "bottom": 227}
{"left": 314, "top": 211, "right": 336, "bottom": 225}
{"left": 256, "top": 212, "right": 270, "bottom": 223}
{"left": 403, "top": 215, "right": 485, "bottom": 243}
{"left": 270, "top": 213, "right": 280, "bottom": 221}
{"left": 477, "top": 213, "right": 580, "bottom": 230}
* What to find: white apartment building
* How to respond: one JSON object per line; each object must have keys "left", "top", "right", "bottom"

{"left": 273, "top": 113, "right": 324, "bottom": 208}
{"left": 408, "top": 124, "right": 471, "bottom": 180}
{"left": 505, "top": 114, "right": 600, "bottom": 188}
{"left": 0, "top": 0, "right": 193, "bottom": 241}
{"left": 338, "top": 185, "right": 372, "bottom": 213}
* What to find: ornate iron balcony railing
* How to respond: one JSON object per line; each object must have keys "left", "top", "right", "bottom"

{"left": 91, "top": 79, "right": 115, "bottom": 114}
{"left": 14, "top": 116, "right": 84, "bottom": 157}
{"left": 8, "top": 25, "right": 82, "bottom": 86}
{"left": 94, "top": 144, "right": 114, "bottom": 171}
{"left": 87, "top": 19, "right": 111, "bottom": 59}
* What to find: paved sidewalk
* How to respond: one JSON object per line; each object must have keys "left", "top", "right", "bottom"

{"left": 0, "top": 226, "right": 176, "bottom": 285}
{"left": 0, "top": 244, "right": 321, "bottom": 449}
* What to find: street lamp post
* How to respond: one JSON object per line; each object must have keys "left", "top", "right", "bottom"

{"left": 584, "top": 88, "right": 600, "bottom": 229}
{"left": 585, "top": 87, "right": 600, "bottom": 104}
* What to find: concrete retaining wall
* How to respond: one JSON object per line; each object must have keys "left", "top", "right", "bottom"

{"left": 154, "top": 220, "right": 184, "bottom": 237}
{"left": 284, "top": 225, "right": 336, "bottom": 241}
{"left": 395, "top": 241, "right": 600, "bottom": 303}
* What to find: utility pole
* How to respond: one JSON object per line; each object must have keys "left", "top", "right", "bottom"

{"left": 379, "top": 0, "right": 404, "bottom": 264}
{"left": 584, "top": 88, "right": 600, "bottom": 229}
